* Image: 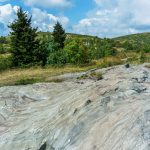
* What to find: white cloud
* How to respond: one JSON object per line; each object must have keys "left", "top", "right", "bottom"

{"left": 32, "top": 8, "right": 69, "bottom": 32}
{"left": 1, "top": 0, "right": 150, "bottom": 37}
{"left": 74, "top": 0, "right": 150, "bottom": 37}
{"left": 0, "top": 4, "right": 69, "bottom": 35}
{"left": 24, "top": 0, "right": 72, "bottom": 9}
{"left": 0, "top": 4, "right": 18, "bottom": 35}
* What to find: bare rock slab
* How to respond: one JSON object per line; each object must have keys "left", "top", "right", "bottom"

{"left": 0, "top": 64, "right": 150, "bottom": 150}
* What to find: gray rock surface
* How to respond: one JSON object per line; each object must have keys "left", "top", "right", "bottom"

{"left": 0, "top": 64, "right": 150, "bottom": 150}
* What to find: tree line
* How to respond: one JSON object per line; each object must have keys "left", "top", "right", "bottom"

{"left": 1, "top": 8, "right": 118, "bottom": 68}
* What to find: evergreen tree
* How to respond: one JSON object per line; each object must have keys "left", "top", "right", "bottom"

{"left": 9, "top": 8, "right": 40, "bottom": 66}
{"left": 52, "top": 21, "right": 66, "bottom": 49}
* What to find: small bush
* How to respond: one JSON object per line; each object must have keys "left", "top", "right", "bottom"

{"left": 90, "top": 72, "right": 103, "bottom": 80}
{"left": 0, "top": 54, "right": 12, "bottom": 71}
{"left": 77, "top": 72, "right": 103, "bottom": 80}
{"left": 47, "top": 50, "right": 67, "bottom": 65}
{"left": 64, "top": 38, "right": 89, "bottom": 64}
{"left": 77, "top": 74, "right": 88, "bottom": 80}
{"left": 99, "top": 57, "right": 122, "bottom": 68}
{"left": 0, "top": 44, "right": 5, "bottom": 54}
{"left": 15, "top": 78, "right": 39, "bottom": 85}
{"left": 48, "top": 78, "right": 64, "bottom": 83}
{"left": 139, "top": 51, "right": 145, "bottom": 63}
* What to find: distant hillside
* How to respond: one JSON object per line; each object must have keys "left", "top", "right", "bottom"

{"left": 38, "top": 32, "right": 101, "bottom": 40}
{"left": 0, "top": 32, "right": 102, "bottom": 54}
{"left": 114, "top": 32, "right": 150, "bottom": 44}
{"left": 113, "top": 32, "right": 150, "bottom": 52}
{"left": 2, "top": 32, "right": 150, "bottom": 54}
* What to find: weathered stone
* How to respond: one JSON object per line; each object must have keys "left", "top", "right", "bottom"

{"left": 0, "top": 64, "right": 150, "bottom": 150}
{"left": 39, "top": 142, "right": 46, "bottom": 150}
{"left": 125, "top": 63, "right": 130, "bottom": 68}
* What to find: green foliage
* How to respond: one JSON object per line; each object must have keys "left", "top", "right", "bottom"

{"left": 38, "top": 36, "right": 52, "bottom": 66}
{"left": 101, "top": 39, "right": 117, "bottom": 56}
{"left": 52, "top": 21, "right": 66, "bottom": 49}
{"left": 0, "top": 54, "right": 12, "bottom": 71}
{"left": 39, "top": 35, "right": 66, "bottom": 65}
{"left": 64, "top": 37, "right": 117, "bottom": 65}
{"left": 15, "top": 77, "right": 39, "bottom": 85}
{"left": 87, "top": 37, "right": 102, "bottom": 59}
{"left": 0, "top": 44, "right": 5, "bottom": 54}
{"left": 88, "top": 38, "right": 117, "bottom": 60}
{"left": 91, "top": 72, "right": 103, "bottom": 80}
{"left": 139, "top": 51, "right": 145, "bottom": 63}
{"left": 115, "top": 33, "right": 150, "bottom": 44}
{"left": 142, "top": 44, "right": 150, "bottom": 53}
{"left": 0, "top": 37, "right": 7, "bottom": 44}
{"left": 77, "top": 72, "right": 103, "bottom": 80}
{"left": 48, "top": 49, "right": 67, "bottom": 65}
{"left": 0, "top": 37, "right": 10, "bottom": 54}
{"left": 121, "top": 41, "right": 134, "bottom": 51}
{"left": 48, "top": 78, "right": 64, "bottom": 83}
{"left": 114, "top": 33, "right": 150, "bottom": 53}
{"left": 64, "top": 38, "right": 89, "bottom": 64}
{"left": 9, "top": 8, "right": 41, "bottom": 67}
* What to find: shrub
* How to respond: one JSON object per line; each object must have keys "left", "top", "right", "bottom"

{"left": 0, "top": 54, "right": 12, "bottom": 71}
{"left": 122, "top": 40, "right": 134, "bottom": 51}
{"left": 88, "top": 38, "right": 117, "bottom": 60}
{"left": 47, "top": 49, "right": 67, "bottom": 65}
{"left": 139, "top": 51, "right": 145, "bottom": 63}
{"left": 41, "top": 34, "right": 67, "bottom": 65}
{"left": 15, "top": 78, "right": 39, "bottom": 85}
{"left": 64, "top": 38, "right": 89, "bottom": 64}
{"left": 0, "top": 37, "right": 7, "bottom": 44}
{"left": 0, "top": 44, "right": 5, "bottom": 54}
{"left": 77, "top": 72, "right": 103, "bottom": 80}
{"left": 90, "top": 72, "right": 103, "bottom": 80}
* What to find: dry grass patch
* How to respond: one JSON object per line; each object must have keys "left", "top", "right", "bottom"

{"left": 0, "top": 65, "right": 95, "bottom": 86}
{"left": 144, "top": 64, "right": 150, "bottom": 68}
{"left": 90, "top": 72, "right": 103, "bottom": 80}
{"left": 77, "top": 71, "right": 103, "bottom": 81}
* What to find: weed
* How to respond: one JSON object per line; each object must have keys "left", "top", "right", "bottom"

{"left": 15, "top": 78, "right": 39, "bottom": 85}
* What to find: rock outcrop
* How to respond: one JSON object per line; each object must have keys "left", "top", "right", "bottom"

{"left": 0, "top": 64, "right": 150, "bottom": 150}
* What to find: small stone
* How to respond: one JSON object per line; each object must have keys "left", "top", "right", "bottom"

{"left": 73, "top": 108, "right": 78, "bottom": 114}
{"left": 39, "top": 142, "right": 46, "bottom": 150}
{"left": 125, "top": 64, "right": 130, "bottom": 68}
{"left": 85, "top": 100, "right": 92, "bottom": 106}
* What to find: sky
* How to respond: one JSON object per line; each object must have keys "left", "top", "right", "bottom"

{"left": 0, "top": 0, "right": 150, "bottom": 37}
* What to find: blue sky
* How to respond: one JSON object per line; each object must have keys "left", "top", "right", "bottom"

{"left": 0, "top": 0, "right": 150, "bottom": 37}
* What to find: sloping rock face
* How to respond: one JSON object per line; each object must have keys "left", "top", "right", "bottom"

{"left": 0, "top": 65, "right": 150, "bottom": 150}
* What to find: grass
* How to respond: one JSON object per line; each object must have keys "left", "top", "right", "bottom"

{"left": 0, "top": 53, "right": 124, "bottom": 86}
{"left": 15, "top": 78, "right": 40, "bottom": 85}
{"left": 92, "top": 56, "right": 123, "bottom": 68}
{"left": 0, "top": 54, "right": 12, "bottom": 71}
{"left": 47, "top": 78, "right": 65, "bottom": 83}
{"left": 90, "top": 72, "right": 103, "bottom": 80}
{"left": 77, "top": 71, "right": 103, "bottom": 80}
{"left": 1, "top": 51, "right": 150, "bottom": 86}
{"left": 144, "top": 64, "right": 150, "bottom": 68}
{"left": 0, "top": 65, "right": 98, "bottom": 86}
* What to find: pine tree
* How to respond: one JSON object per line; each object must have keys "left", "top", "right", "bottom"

{"left": 9, "top": 8, "right": 40, "bottom": 66}
{"left": 52, "top": 21, "right": 66, "bottom": 50}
